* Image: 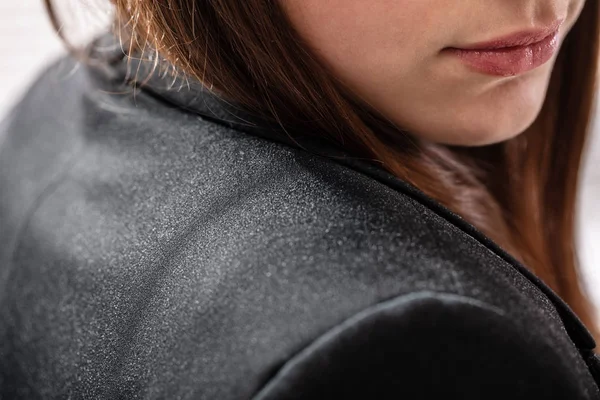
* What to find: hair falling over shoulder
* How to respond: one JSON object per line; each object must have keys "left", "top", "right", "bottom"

{"left": 45, "top": 0, "right": 600, "bottom": 339}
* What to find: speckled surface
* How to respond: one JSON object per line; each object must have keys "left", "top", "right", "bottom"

{"left": 1, "top": 37, "right": 600, "bottom": 399}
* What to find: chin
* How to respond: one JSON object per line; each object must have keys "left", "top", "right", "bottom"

{"left": 438, "top": 97, "right": 546, "bottom": 147}
{"left": 441, "top": 66, "right": 552, "bottom": 147}
{"left": 421, "top": 110, "right": 539, "bottom": 147}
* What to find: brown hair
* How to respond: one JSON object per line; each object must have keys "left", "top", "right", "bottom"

{"left": 46, "top": 0, "right": 600, "bottom": 338}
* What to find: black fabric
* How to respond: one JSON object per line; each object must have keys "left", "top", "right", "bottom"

{"left": 0, "top": 34, "right": 599, "bottom": 399}
{"left": 254, "top": 292, "right": 588, "bottom": 399}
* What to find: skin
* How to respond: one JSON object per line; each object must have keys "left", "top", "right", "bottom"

{"left": 280, "top": 0, "right": 586, "bottom": 146}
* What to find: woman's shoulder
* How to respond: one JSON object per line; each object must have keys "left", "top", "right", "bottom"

{"left": 0, "top": 52, "right": 543, "bottom": 312}
{"left": 1, "top": 51, "right": 599, "bottom": 398}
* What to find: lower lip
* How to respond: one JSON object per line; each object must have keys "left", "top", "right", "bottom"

{"left": 443, "top": 30, "right": 560, "bottom": 77}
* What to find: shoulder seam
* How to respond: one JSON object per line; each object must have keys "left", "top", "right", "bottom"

{"left": 0, "top": 146, "right": 86, "bottom": 301}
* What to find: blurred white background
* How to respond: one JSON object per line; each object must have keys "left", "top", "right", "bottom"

{"left": 0, "top": 1, "right": 64, "bottom": 116}
{"left": 1, "top": 1, "right": 599, "bottom": 320}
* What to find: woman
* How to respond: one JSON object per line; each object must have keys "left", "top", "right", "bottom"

{"left": 1, "top": 0, "right": 599, "bottom": 398}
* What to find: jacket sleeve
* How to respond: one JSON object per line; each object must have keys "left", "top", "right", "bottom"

{"left": 252, "top": 291, "right": 590, "bottom": 400}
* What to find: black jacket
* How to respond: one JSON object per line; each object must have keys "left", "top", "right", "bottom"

{"left": 1, "top": 35, "right": 600, "bottom": 399}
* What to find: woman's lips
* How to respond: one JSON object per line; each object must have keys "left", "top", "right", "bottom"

{"left": 442, "top": 26, "right": 561, "bottom": 77}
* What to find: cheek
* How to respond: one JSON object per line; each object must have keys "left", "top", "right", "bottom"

{"left": 281, "top": 0, "right": 445, "bottom": 82}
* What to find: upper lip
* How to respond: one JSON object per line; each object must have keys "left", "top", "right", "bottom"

{"left": 450, "top": 18, "right": 564, "bottom": 50}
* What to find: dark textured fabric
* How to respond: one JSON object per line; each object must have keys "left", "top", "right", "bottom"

{"left": 1, "top": 34, "right": 600, "bottom": 399}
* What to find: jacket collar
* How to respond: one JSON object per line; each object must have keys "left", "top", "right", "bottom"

{"left": 88, "top": 33, "right": 597, "bottom": 353}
